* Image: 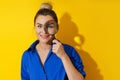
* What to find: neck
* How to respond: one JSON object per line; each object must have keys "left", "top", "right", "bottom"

{"left": 38, "top": 42, "right": 52, "bottom": 50}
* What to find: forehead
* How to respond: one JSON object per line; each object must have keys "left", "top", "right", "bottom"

{"left": 35, "top": 15, "right": 54, "bottom": 24}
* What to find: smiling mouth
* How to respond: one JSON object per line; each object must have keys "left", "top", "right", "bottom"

{"left": 40, "top": 35, "right": 50, "bottom": 39}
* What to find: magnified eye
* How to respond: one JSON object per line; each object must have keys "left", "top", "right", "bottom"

{"left": 47, "top": 23, "right": 54, "bottom": 28}
{"left": 45, "top": 20, "right": 57, "bottom": 29}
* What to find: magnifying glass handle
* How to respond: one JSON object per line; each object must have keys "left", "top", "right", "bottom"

{"left": 50, "top": 34, "right": 60, "bottom": 44}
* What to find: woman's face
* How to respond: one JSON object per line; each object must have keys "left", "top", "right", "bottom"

{"left": 35, "top": 15, "right": 58, "bottom": 44}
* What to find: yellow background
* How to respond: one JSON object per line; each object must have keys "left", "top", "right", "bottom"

{"left": 0, "top": 0, "right": 120, "bottom": 80}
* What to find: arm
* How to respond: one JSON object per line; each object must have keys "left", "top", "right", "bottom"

{"left": 52, "top": 40, "right": 85, "bottom": 80}
{"left": 21, "top": 52, "right": 30, "bottom": 80}
{"left": 61, "top": 53, "right": 84, "bottom": 80}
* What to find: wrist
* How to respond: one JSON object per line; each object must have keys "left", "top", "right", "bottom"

{"left": 60, "top": 52, "right": 68, "bottom": 61}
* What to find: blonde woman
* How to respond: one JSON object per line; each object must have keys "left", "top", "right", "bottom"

{"left": 21, "top": 3, "right": 86, "bottom": 80}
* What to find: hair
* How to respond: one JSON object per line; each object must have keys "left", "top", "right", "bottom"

{"left": 34, "top": 3, "right": 58, "bottom": 28}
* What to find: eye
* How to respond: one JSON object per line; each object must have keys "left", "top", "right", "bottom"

{"left": 47, "top": 24, "right": 54, "bottom": 28}
{"left": 36, "top": 25, "right": 42, "bottom": 28}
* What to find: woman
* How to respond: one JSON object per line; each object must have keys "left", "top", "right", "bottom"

{"left": 21, "top": 3, "right": 86, "bottom": 80}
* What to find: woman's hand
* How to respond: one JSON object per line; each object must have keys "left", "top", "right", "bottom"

{"left": 52, "top": 39, "right": 66, "bottom": 59}
{"left": 52, "top": 39, "right": 84, "bottom": 80}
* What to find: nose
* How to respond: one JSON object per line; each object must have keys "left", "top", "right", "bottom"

{"left": 42, "top": 27, "right": 48, "bottom": 33}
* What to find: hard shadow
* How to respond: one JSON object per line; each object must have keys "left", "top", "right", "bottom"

{"left": 56, "top": 12, "right": 103, "bottom": 80}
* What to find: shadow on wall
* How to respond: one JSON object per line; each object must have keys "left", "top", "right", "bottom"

{"left": 56, "top": 12, "right": 103, "bottom": 80}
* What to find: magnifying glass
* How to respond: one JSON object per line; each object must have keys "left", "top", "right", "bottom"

{"left": 44, "top": 20, "right": 58, "bottom": 39}
{"left": 44, "top": 20, "right": 60, "bottom": 44}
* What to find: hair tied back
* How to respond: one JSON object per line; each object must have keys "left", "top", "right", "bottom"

{"left": 40, "top": 3, "right": 53, "bottom": 10}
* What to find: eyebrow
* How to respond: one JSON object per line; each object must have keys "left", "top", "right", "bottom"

{"left": 46, "top": 20, "right": 56, "bottom": 23}
{"left": 36, "top": 23, "right": 42, "bottom": 25}
{"left": 36, "top": 20, "right": 56, "bottom": 25}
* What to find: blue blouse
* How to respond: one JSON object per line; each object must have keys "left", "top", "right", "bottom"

{"left": 21, "top": 40, "right": 86, "bottom": 80}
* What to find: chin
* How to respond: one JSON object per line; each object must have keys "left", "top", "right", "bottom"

{"left": 38, "top": 38, "right": 52, "bottom": 44}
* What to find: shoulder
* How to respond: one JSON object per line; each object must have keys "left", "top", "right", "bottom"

{"left": 62, "top": 43, "right": 78, "bottom": 56}
{"left": 63, "top": 44, "right": 74, "bottom": 50}
{"left": 21, "top": 50, "right": 30, "bottom": 61}
{"left": 22, "top": 40, "right": 39, "bottom": 59}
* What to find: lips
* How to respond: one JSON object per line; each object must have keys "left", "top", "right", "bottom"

{"left": 40, "top": 34, "right": 50, "bottom": 39}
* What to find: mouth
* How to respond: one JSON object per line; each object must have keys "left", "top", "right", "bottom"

{"left": 40, "top": 34, "right": 50, "bottom": 39}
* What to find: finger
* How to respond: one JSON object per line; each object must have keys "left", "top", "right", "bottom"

{"left": 52, "top": 39, "right": 60, "bottom": 44}
{"left": 52, "top": 44, "right": 57, "bottom": 49}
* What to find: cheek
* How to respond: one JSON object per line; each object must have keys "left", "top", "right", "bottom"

{"left": 35, "top": 28, "right": 40, "bottom": 34}
{"left": 48, "top": 30, "right": 54, "bottom": 34}
{"left": 35, "top": 30, "right": 40, "bottom": 37}
{"left": 48, "top": 28, "right": 58, "bottom": 34}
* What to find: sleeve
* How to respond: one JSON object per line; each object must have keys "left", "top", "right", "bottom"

{"left": 21, "top": 51, "right": 30, "bottom": 80}
{"left": 71, "top": 47, "right": 86, "bottom": 78}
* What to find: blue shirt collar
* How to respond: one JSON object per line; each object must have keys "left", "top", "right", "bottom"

{"left": 28, "top": 40, "right": 39, "bottom": 52}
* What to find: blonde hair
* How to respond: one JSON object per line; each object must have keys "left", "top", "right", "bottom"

{"left": 34, "top": 2, "right": 58, "bottom": 27}
{"left": 40, "top": 3, "right": 53, "bottom": 10}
